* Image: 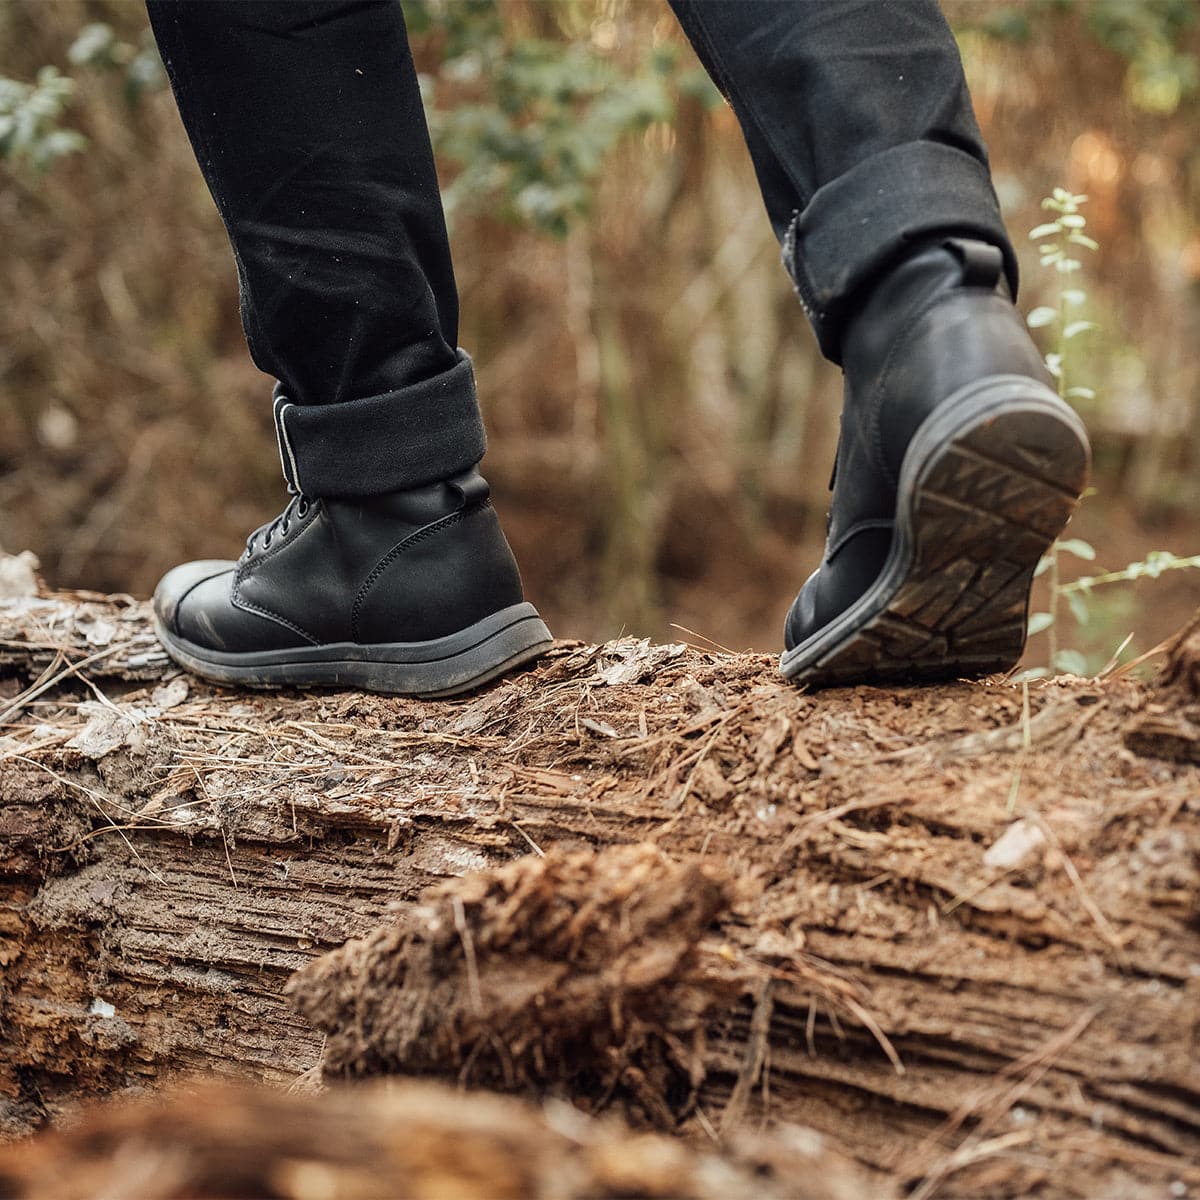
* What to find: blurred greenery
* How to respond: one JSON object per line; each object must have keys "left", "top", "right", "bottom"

{"left": 2, "top": 0, "right": 1199, "bottom": 663}
{"left": 3, "top": 1, "right": 715, "bottom": 236}
{"left": 0, "top": 66, "right": 83, "bottom": 169}
{"left": 963, "top": 0, "right": 1198, "bottom": 114}
{"left": 407, "top": 0, "right": 718, "bottom": 235}
{"left": 67, "top": 21, "right": 165, "bottom": 103}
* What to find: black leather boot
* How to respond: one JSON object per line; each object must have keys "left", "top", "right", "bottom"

{"left": 782, "top": 237, "right": 1091, "bottom": 688}
{"left": 153, "top": 468, "right": 553, "bottom": 697}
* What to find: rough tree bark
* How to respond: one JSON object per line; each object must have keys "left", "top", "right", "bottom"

{"left": 1, "top": 587, "right": 1198, "bottom": 1198}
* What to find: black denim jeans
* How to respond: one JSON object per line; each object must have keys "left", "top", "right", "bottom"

{"left": 147, "top": 0, "right": 1013, "bottom": 499}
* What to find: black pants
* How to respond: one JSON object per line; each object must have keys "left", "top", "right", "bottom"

{"left": 147, "top": 0, "right": 1012, "bottom": 499}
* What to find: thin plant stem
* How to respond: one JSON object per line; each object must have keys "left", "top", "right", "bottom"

{"left": 1060, "top": 555, "right": 1200, "bottom": 593}
{"left": 1048, "top": 548, "right": 1060, "bottom": 671}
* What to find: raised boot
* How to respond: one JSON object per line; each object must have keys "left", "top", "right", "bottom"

{"left": 153, "top": 467, "right": 553, "bottom": 698}
{"left": 781, "top": 237, "right": 1091, "bottom": 687}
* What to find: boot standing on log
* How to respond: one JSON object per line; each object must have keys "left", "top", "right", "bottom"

{"left": 146, "top": 0, "right": 554, "bottom": 699}
{"left": 148, "top": 0, "right": 1090, "bottom": 694}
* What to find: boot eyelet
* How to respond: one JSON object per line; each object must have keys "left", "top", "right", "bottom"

{"left": 296, "top": 499, "right": 310, "bottom": 519}
{"left": 262, "top": 535, "right": 272, "bottom": 549}
{"left": 281, "top": 522, "right": 290, "bottom": 537}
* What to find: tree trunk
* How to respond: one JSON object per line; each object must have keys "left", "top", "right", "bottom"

{"left": 2, "top": 587, "right": 1198, "bottom": 1198}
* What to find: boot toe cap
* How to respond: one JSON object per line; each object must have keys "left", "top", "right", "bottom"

{"left": 784, "top": 569, "right": 822, "bottom": 652}
{"left": 154, "top": 560, "right": 236, "bottom": 638}
{"left": 156, "top": 560, "right": 315, "bottom": 654}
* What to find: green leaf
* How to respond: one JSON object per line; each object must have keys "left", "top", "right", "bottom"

{"left": 0, "top": 64, "right": 81, "bottom": 169}
{"left": 1029, "top": 222, "right": 1061, "bottom": 240}
{"left": 1045, "top": 353, "right": 1062, "bottom": 378}
{"left": 1066, "top": 386, "right": 1096, "bottom": 400}
{"left": 1061, "top": 289, "right": 1086, "bottom": 306}
{"left": 1026, "top": 306, "right": 1058, "bottom": 328}
{"left": 126, "top": 42, "right": 167, "bottom": 103}
{"left": 1027, "top": 611, "right": 1054, "bottom": 636}
{"left": 1056, "top": 258, "right": 1082, "bottom": 273}
{"left": 1034, "top": 554, "right": 1053, "bottom": 578}
{"left": 1057, "top": 538, "right": 1097, "bottom": 561}
{"left": 1053, "top": 649, "right": 1090, "bottom": 676}
{"left": 1064, "top": 320, "right": 1098, "bottom": 339}
{"left": 1067, "top": 592, "right": 1091, "bottom": 625}
{"left": 39, "top": 128, "right": 85, "bottom": 162}
{"left": 1069, "top": 232, "right": 1099, "bottom": 251}
{"left": 1059, "top": 213, "right": 1086, "bottom": 228}
{"left": 68, "top": 23, "right": 116, "bottom": 68}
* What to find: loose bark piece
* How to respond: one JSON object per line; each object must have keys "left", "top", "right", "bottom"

{"left": 1124, "top": 713, "right": 1200, "bottom": 763}
{"left": 0, "top": 591, "right": 170, "bottom": 687}
{"left": 289, "top": 844, "right": 738, "bottom": 1105}
{"left": 1158, "top": 608, "right": 1200, "bottom": 698}
{"left": 1124, "top": 606, "right": 1200, "bottom": 762}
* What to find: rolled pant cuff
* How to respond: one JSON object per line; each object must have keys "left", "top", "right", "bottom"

{"left": 271, "top": 350, "right": 487, "bottom": 498}
{"left": 783, "top": 141, "right": 1018, "bottom": 364}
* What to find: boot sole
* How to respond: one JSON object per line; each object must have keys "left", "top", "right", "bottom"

{"left": 153, "top": 602, "right": 554, "bottom": 699}
{"left": 780, "top": 376, "right": 1091, "bottom": 688}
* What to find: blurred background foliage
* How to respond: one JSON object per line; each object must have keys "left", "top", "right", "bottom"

{"left": 1, "top": 0, "right": 1198, "bottom": 668}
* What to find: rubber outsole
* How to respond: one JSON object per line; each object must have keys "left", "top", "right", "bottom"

{"left": 153, "top": 602, "right": 554, "bottom": 699}
{"left": 780, "top": 377, "right": 1091, "bottom": 689}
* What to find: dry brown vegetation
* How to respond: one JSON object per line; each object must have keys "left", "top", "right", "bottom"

{"left": 2, "top": 1, "right": 1200, "bottom": 657}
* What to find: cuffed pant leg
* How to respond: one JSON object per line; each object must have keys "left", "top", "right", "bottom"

{"left": 669, "top": 0, "right": 1015, "bottom": 361}
{"left": 272, "top": 351, "right": 485, "bottom": 498}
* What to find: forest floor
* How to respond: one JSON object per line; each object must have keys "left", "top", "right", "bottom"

{"left": 1, "top": 568, "right": 1198, "bottom": 1199}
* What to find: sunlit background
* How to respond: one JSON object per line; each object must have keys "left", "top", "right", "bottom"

{"left": 2, "top": 0, "right": 1198, "bottom": 673}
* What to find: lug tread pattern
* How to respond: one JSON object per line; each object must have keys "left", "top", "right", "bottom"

{"left": 798, "top": 409, "right": 1088, "bottom": 688}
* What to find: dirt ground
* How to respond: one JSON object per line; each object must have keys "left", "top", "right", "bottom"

{"left": 1, "top": 575, "right": 1198, "bottom": 1198}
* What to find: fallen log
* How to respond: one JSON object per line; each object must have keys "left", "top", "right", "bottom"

{"left": 2, "top": 585, "right": 1198, "bottom": 1198}
{"left": 0, "top": 1079, "right": 880, "bottom": 1200}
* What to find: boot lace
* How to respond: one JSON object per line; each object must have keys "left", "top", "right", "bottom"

{"left": 244, "top": 493, "right": 312, "bottom": 558}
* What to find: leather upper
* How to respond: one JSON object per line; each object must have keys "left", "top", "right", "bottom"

{"left": 155, "top": 469, "right": 526, "bottom": 652}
